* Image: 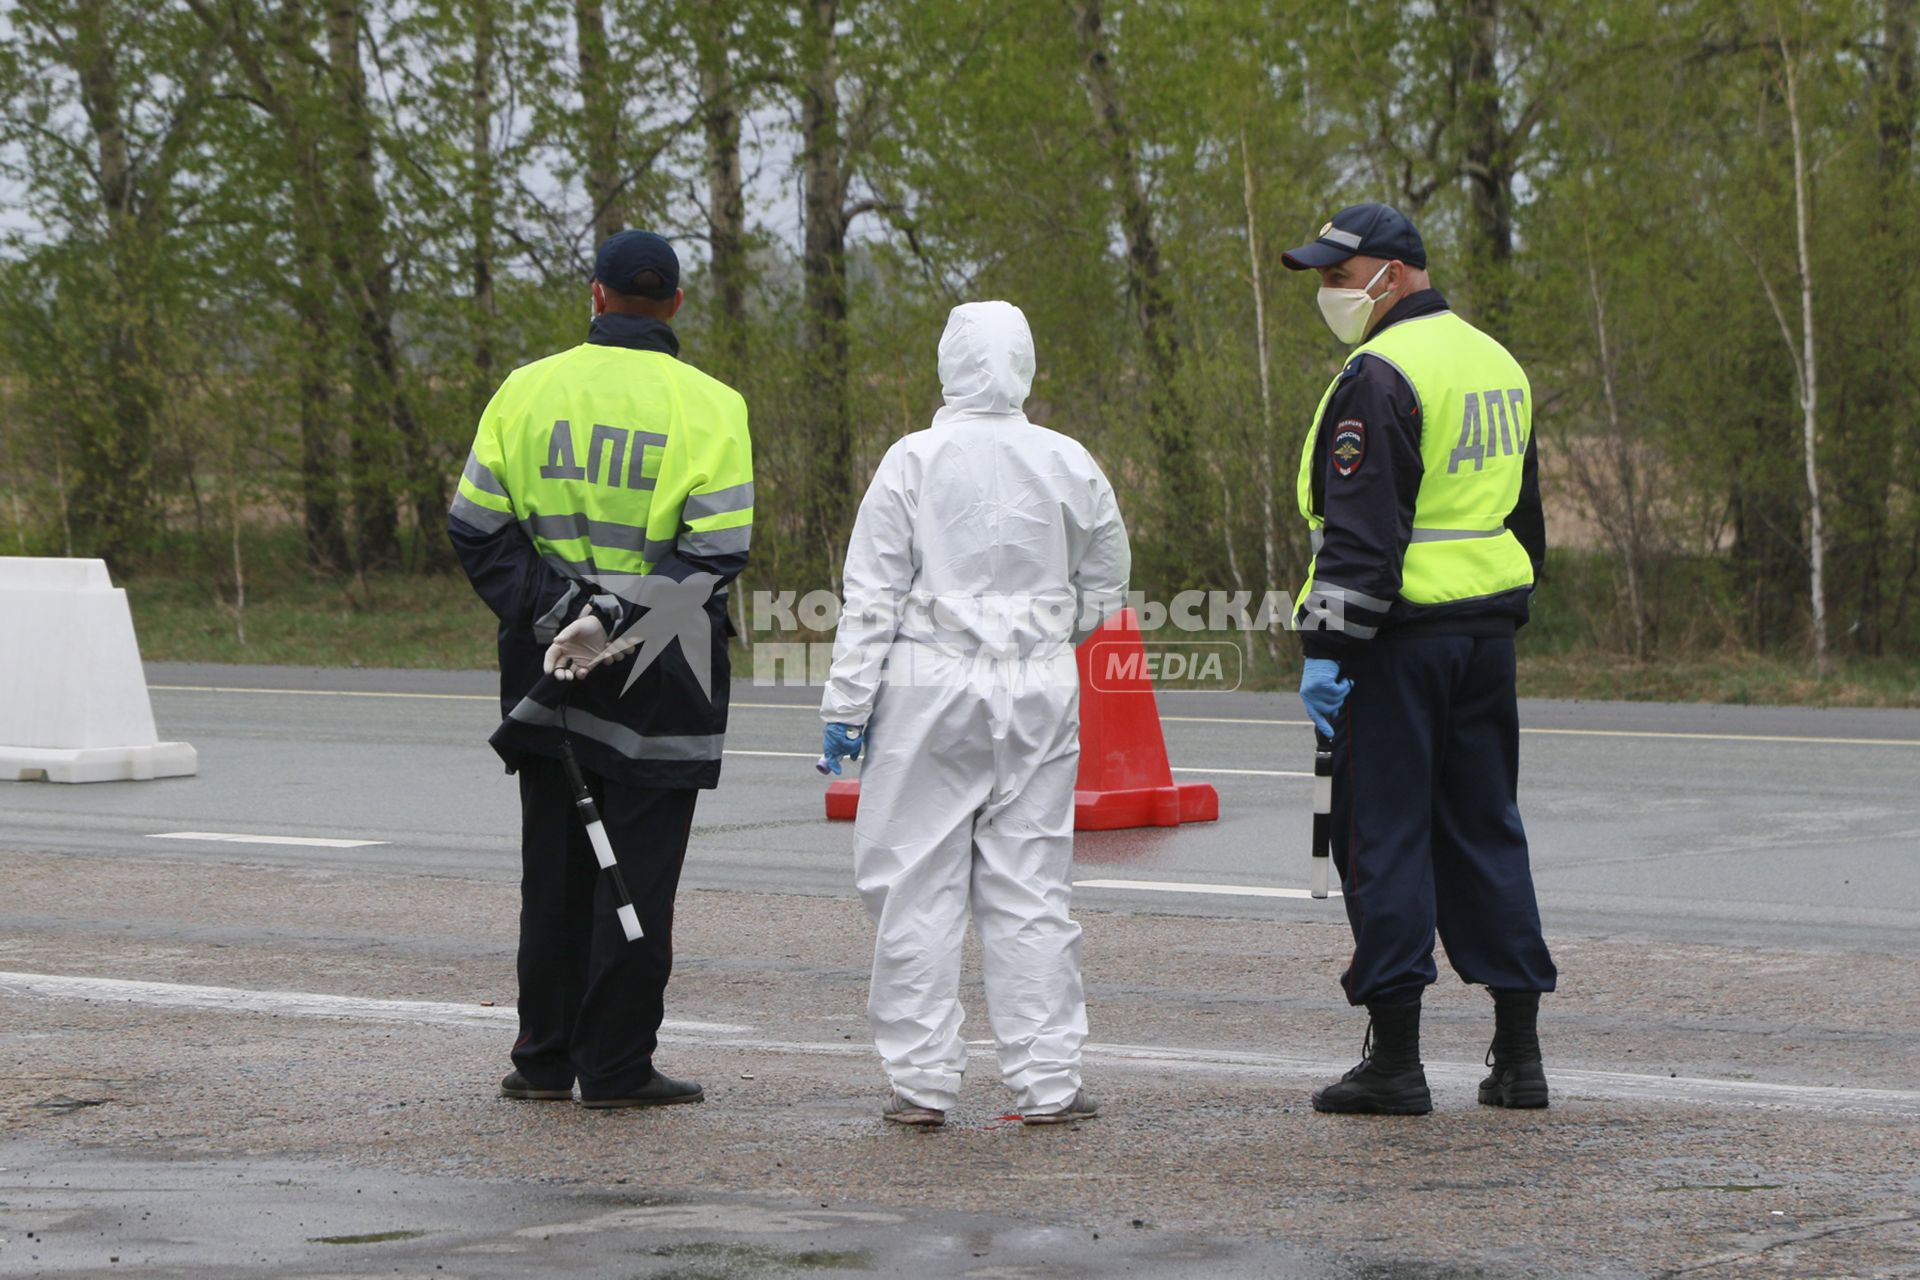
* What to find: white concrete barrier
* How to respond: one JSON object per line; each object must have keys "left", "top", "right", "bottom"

{"left": 0, "top": 557, "right": 197, "bottom": 783}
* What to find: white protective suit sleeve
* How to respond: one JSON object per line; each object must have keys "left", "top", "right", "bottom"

{"left": 820, "top": 442, "right": 914, "bottom": 727}
{"left": 1070, "top": 463, "right": 1131, "bottom": 645}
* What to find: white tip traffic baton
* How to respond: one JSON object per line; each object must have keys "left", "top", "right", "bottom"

{"left": 1311, "top": 730, "right": 1333, "bottom": 899}
{"left": 559, "top": 735, "right": 643, "bottom": 942}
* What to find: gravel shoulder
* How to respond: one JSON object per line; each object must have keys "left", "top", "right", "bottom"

{"left": 3, "top": 850, "right": 1917, "bottom": 1278}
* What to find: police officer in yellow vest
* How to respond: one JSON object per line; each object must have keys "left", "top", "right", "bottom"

{"left": 449, "top": 231, "right": 753, "bottom": 1108}
{"left": 1282, "top": 204, "right": 1555, "bottom": 1116}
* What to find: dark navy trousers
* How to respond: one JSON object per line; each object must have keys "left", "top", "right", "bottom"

{"left": 511, "top": 755, "right": 698, "bottom": 1100}
{"left": 1328, "top": 632, "right": 1556, "bottom": 1006}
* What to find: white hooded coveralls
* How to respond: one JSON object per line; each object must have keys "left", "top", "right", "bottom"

{"left": 821, "top": 301, "right": 1131, "bottom": 1114}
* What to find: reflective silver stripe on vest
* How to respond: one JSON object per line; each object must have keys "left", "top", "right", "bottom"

{"left": 1408, "top": 527, "right": 1506, "bottom": 543}
{"left": 683, "top": 481, "right": 755, "bottom": 520}
{"left": 450, "top": 491, "right": 514, "bottom": 533}
{"left": 523, "top": 511, "right": 653, "bottom": 555}
{"left": 533, "top": 549, "right": 654, "bottom": 606}
{"left": 462, "top": 452, "right": 508, "bottom": 497}
{"left": 1313, "top": 581, "right": 1393, "bottom": 613}
{"left": 679, "top": 525, "right": 752, "bottom": 558}
{"left": 506, "top": 698, "right": 724, "bottom": 762}
{"left": 1310, "top": 528, "right": 1324, "bottom": 555}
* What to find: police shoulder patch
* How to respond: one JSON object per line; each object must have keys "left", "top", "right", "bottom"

{"left": 1332, "top": 418, "right": 1366, "bottom": 477}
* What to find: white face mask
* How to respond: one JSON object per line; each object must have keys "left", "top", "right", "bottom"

{"left": 1316, "top": 262, "right": 1394, "bottom": 345}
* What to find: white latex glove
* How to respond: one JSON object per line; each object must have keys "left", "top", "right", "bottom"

{"left": 544, "top": 608, "right": 609, "bottom": 682}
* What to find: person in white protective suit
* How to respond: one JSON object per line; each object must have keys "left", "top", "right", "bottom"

{"left": 818, "top": 300, "right": 1131, "bottom": 1127}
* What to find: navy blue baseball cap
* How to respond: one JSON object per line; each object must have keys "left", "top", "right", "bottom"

{"left": 1282, "top": 203, "right": 1427, "bottom": 271}
{"left": 594, "top": 230, "right": 680, "bottom": 299}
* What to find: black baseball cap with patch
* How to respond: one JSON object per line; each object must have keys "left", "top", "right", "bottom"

{"left": 594, "top": 229, "right": 680, "bottom": 299}
{"left": 1281, "top": 203, "right": 1426, "bottom": 271}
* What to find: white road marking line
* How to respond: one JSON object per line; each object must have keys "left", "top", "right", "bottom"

{"left": 6, "top": 970, "right": 1913, "bottom": 1118}
{"left": 149, "top": 684, "right": 494, "bottom": 702}
{"left": 722, "top": 755, "right": 1309, "bottom": 774}
{"left": 0, "top": 972, "right": 752, "bottom": 1036}
{"left": 1166, "top": 713, "right": 1920, "bottom": 748}
{"left": 151, "top": 685, "right": 1920, "bottom": 747}
{"left": 150, "top": 831, "right": 389, "bottom": 850}
{"left": 1075, "top": 1041, "right": 1920, "bottom": 1117}
{"left": 1517, "top": 726, "right": 1920, "bottom": 747}
{"left": 1076, "top": 877, "right": 1340, "bottom": 900}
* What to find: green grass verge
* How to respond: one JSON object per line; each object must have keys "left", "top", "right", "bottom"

{"left": 128, "top": 571, "right": 497, "bottom": 670}
{"left": 1514, "top": 651, "right": 1920, "bottom": 707}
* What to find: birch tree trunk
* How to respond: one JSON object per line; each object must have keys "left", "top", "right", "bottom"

{"left": 65, "top": 5, "right": 158, "bottom": 561}
{"left": 1878, "top": 0, "right": 1918, "bottom": 640}
{"left": 326, "top": 0, "right": 445, "bottom": 570}
{"left": 1239, "top": 129, "right": 1281, "bottom": 655}
{"left": 1781, "top": 35, "right": 1828, "bottom": 675}
{"left": 471, "top": 0, "right": 498, "bottom": 386}
{"left": 696, "top": 4, "right": 748, "bottom": 379}
{"left": 1460, "top": 0, "right": 1514, "bottom": 337}
{"left": 1579, "top": 234, "right": 1650, "bottom": 658}
{"left": 576, "top": 0, "right": 625, "bottom": 246}
{"left": 800, "top": 0, "right": 853, "bottom": 573}
{"left": 1071, "top": 0, "right": 1214, "bottom": 580}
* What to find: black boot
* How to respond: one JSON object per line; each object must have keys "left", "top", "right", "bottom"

{"left": 1478, "top": 988, "right": 1549, "bottom": 1109}
{"left": 1312, "top": 1000, "right": 1432, "bottom": 1115}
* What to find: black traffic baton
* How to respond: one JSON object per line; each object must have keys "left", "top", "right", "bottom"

{"left": 558, "top": 717, "right": 644, "bottom": 942}
{"left": 1310, "top": 730, "right": 1333, "bottom": 899}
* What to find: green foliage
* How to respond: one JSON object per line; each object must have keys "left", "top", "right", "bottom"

{"left": 1, "top": 0, "right": 1915, "bottom": 670}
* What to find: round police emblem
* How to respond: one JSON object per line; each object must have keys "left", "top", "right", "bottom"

{"left": 1332, "top": 419, "right": 1366, "bottom": 477}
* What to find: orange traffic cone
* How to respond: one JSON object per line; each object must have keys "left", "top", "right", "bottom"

{"left": 1072, "top": 609, "right": 1219, "bottom": 828}
{"left": 823, "top": 610, "right": 1218, "bottom": 829}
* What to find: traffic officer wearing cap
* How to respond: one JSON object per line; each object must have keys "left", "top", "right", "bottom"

{"left": 449, "top": 230, "right": 754, "bottom": 1108}
{"left": 1282, "top": 203, "right": 1556, "bottom": 1115}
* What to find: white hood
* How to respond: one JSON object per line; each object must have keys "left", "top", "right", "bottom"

{"left": 936, "top": 300, "right": 1035, "bottom": 417}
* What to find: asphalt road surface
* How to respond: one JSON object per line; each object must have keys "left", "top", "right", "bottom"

{"left": 3, "top": 663, "right": 1918, "bottom": 1279}
{"left": 9, "top": 662, "right": 1919, "bottom": 950}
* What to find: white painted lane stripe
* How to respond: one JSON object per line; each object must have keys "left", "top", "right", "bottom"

{"left": 1164, "top": 713, "right": 1920, "bottom": 748}
{"left": 723, "top": 753, "right": 1304, "bottom": 774}
{"left": 0, "top": 972, "right": 752, "bottom": 1036}
{"left": 1517, "top": 726, "right": 1920, "bottom": 747}
{"left": 150, "top": 684, "right": 494, "bottom": 702}
{"left": 7, "top": 969, "right": 1913, "bottom": 1117}
{"left": 151, "top": 685, "right": 1920, "bottom": 747}
{"left": 1077, "top": 877, "right": 1340, "bottom": 900}
{"left": 150, "top": 831, "right": 388, "bottom": 850}
{"left": 1074, "top": 1042, "right": 1920, "bottom": 1117}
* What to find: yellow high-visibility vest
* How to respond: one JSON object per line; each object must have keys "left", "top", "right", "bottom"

{"left": 1296, "top": 310, "right": 1533, "bottom": 611}
{"left": 451, "top": 342, "right": 753, "bottom": 599}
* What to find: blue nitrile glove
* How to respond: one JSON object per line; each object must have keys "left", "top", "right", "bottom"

{"left": 1299, "top": 658, "right": 1352, "bottom": 738}
{"left": 819, "top": 722, "right": 866, "bottom": 776}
